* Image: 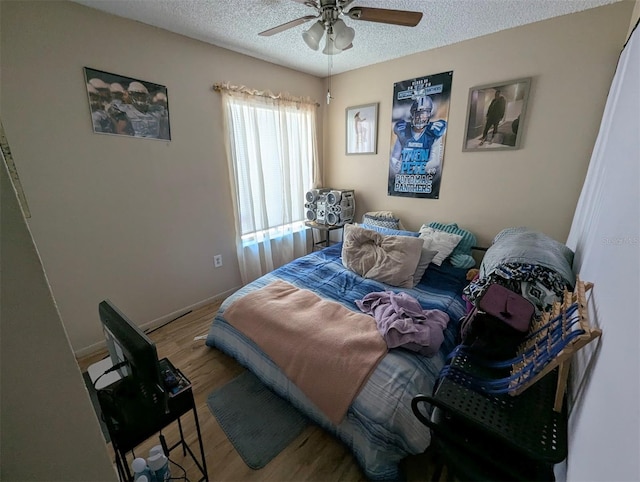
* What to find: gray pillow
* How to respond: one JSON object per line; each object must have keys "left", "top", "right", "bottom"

{"left": 412, "top": 248, "right": 438, "bottom": 286}
{"left": 482, "top": 227, "right": 575, "bottom": 286}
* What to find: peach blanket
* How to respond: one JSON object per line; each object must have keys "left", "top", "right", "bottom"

{"left": 223, "top": 280, "right": 387, "bottom": 424}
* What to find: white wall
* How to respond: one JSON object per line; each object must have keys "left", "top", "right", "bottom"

{"left": 1, "top": 157, "right": 117, "bottom": 481}
{"left": 0, "top": 0, "right": 325, "bottom": 354}
{"left": 564, "top": 18, "right": 640, "bottom": 481}
{"left": 323, "top": 3, "right": 633, "bottom": 247}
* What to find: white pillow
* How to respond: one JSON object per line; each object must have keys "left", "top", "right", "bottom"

{"left": 418, "top": 226, "right": 463, "bottom": 266}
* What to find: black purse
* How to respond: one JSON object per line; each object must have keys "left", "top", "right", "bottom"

{"left": 459, "top": 283, "right": 535, "bottom": 360}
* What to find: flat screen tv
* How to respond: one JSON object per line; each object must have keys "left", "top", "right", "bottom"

{"left": 98, "top": 299, "right": 167, "bottom": 414}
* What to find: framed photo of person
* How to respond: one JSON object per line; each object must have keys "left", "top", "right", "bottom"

{"left": 346, "top": 103, "right": 378, "bottom": 155}
{"left": 463, "top": 77, "right": 531, "bottom": 152}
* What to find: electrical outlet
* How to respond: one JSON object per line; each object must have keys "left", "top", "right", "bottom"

{"left": 214, "top": 255, "right": 223, "bottom": 268}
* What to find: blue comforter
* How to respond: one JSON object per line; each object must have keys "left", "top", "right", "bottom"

{"left": 206, "top": 244, "right": 467, "bottom": 480}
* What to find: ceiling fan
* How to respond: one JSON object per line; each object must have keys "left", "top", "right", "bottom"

{"left": 259, "top": 0, "right": 423, "bottom": 55}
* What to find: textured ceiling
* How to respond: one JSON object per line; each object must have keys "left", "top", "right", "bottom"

{"left": 72, "top": 0, "right": 621, "bottom": 77}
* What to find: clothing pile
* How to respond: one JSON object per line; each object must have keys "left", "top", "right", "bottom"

{"left": 356, "top": 291, "right": 449, "bottom": 357}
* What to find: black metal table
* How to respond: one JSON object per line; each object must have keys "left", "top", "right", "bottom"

{"left": 97, "top": 358, "right": 208, "bottom": 482}
{"left": 305, "top": 221, "right": 345, "bottom": 251}
{"left": 412, "top": 350, "right": 568, "bottom": 481}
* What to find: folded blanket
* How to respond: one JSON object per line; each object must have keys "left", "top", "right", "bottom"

{"left": 223, "top": 280, "right": 388, "bottom": 424}
{"left": 356, "top": 291, "right": 450, "bottom": 357}
{"left": 481, "top": 227, "right": 575, "bottom": 286}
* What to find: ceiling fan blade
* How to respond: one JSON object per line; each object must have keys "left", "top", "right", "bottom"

{"left": 346, "top": 7, "right": 423, "bottom": 27}
{"left": 259, "top": 15, "right": 318, "bottom": 37}
{"left": 290, "top": 0, "right": 319, "bottom": 6}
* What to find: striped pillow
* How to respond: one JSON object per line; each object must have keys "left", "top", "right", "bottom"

{"left": 426, "top": 222, "right": 477, "bottom": 269}
{"left": 359, "top": 223, "right": 419, "bottom": 237}
{"left": 362, "top": 214, "right": 401, "bottom": 230}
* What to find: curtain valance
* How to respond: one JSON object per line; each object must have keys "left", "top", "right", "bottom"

{"left": 213, "top": 82, "right": 319, "bottom": 107}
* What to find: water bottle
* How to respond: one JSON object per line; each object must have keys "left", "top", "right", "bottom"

{"left": 131, "top": 457, "right": 152, "bottom": 482}
{"left": 149, "top": 444, "right": 164, "bottom": 458}
{"left": 147, "top": 450, "right": 170, "bottom": 482}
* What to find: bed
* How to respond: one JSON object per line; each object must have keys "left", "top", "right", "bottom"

{"left": 205, "top": 222, "right": 577, "bottom": 479}
{"left": 205, "top": 239, "right": 469, "bottom": 480}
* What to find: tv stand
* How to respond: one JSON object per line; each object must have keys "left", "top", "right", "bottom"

{"left": 96, "top": 357, "right": 208, "bottom": 482}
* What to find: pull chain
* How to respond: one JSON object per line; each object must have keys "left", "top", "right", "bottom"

{"left": 326, "top": 54, "right": 333, "bottom": 104}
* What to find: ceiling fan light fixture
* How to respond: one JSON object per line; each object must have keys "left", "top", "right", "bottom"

{"left": 332, "top": 19, "right": 355, "bottom": 51}
{"left": 302, "top": 20, "right": 324, "bottom": 50}
{"left": 322, "top": 34, "right": 342, "bottom": 55}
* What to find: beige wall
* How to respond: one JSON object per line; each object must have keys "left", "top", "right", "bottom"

{"left": 1, "top": 159, "right": 117, "bottom": 480}
{"left": 631, "top": 0, "right": 640, "bottom": 33}
{"left": 1, "top": 0, "right": 324, "bottom": 353}
{"left": 323, "top": 2, "right": 633, "bottom": 247}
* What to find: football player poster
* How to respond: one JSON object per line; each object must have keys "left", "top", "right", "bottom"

{"left": 84, "top": 67, "right": 171, "bottom": 140}
{"left": 388, "top": 71, "right": 453, "bottom": 199}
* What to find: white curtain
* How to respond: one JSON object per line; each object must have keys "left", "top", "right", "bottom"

{"left": 219, "top": 85, "right": 320, "bottom": 284}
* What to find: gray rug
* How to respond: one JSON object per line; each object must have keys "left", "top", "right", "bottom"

{"left": 206, "top": 371, "right": 309, "bottom": 469}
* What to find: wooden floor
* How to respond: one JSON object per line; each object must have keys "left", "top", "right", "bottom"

{"left": 77, "top": 300, "right": 446, "bottom": 482}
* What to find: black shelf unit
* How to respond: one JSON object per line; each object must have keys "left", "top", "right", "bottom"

{"left": 97, "top": 357, "right": 208, "bottom": 482}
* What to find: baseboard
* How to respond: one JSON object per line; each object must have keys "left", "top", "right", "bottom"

{"left": 139, "top": 286, "right": 237, "bottom": 333}
{"left": 74, "top": 286, "right": 240, "bottom": 358}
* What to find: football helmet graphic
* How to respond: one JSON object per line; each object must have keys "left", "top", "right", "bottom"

{"left": 410, "top": 95, "right": 433, "bottom": 129}
{"left": 88, "top": 77, "right": 110, "bottom": 91}
{"left": 86, "top": 83, "right": 102, "bottom": 111}
{"left": 127, "top": 81, "right": 150, "bottom": 113}
{"left": 109, "top": 82, "right": 126, "bottom": 99}
{"left": 152, "top": 91, "right": 167, "bottom": 107}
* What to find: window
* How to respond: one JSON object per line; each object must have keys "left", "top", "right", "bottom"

{"left": 229, "top": 102, "right": 314, "bottom": 243}
{"left": 219, "top": 86, "right": 319, "bottom": 283}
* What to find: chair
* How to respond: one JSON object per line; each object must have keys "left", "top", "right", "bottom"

{"left": 411, "top": 278, "right": 603, "bottom": 481}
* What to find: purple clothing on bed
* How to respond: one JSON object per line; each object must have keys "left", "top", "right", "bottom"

{"left": 356, "top": 291, "right": 450, "bottom": 356}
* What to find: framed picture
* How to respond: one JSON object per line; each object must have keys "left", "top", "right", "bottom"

{"left": 84, "top": 67, "right": 171, "bottom": 140}
{"left": 346, "top": 103, "right": 378, "bottom": 155}
{"left": 463, "top": 77, "right": 531, "bottom": 151}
